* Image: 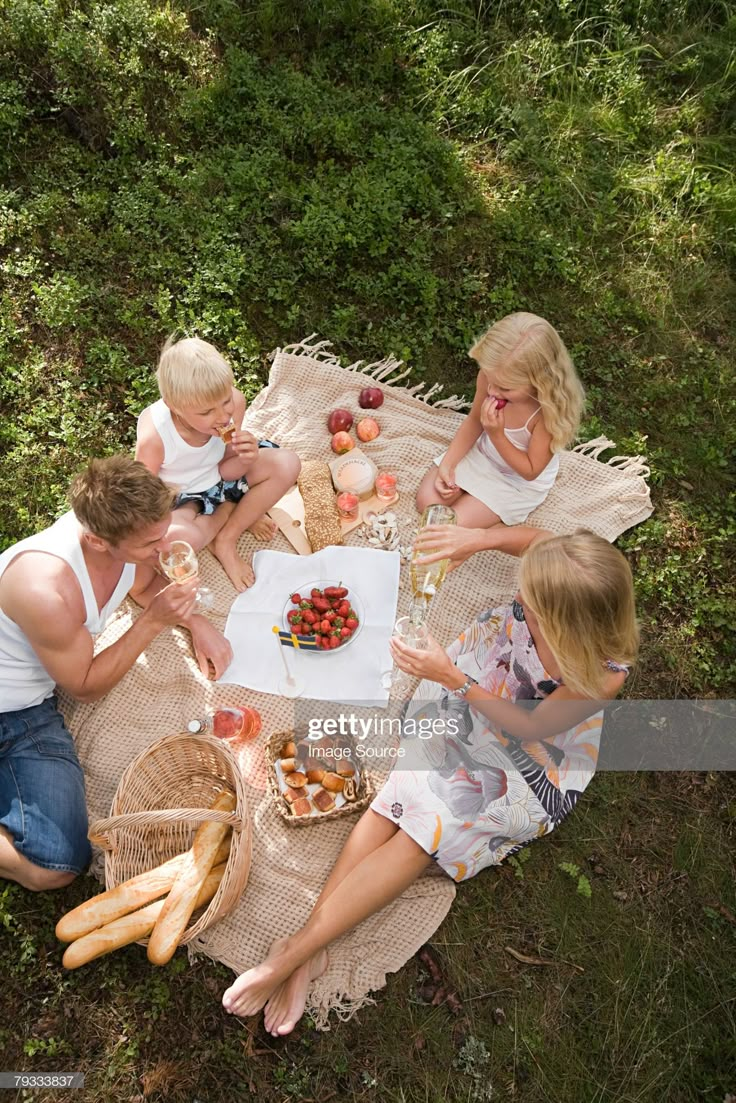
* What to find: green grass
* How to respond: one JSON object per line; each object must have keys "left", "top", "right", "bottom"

{"left": 1, "top": 1, "right": 735, "bottom": 1099}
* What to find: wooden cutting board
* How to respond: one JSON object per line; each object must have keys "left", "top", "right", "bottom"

{"left": 268, "top": 485, "right": 400, "bottom": 554}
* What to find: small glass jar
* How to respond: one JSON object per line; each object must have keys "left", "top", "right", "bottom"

{"left": 375, "top": 471, "right": 398, "bottom": 501}
{"left": 336, "top": 491, "right": 360, "bottom": 520}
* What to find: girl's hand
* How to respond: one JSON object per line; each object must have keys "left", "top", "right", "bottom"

{"left": 414, "top": 524, "right": 486, "bottom": 570}
{"left": 434, "top": 462, "right": 458, "bottom": 499}
{"left": 389, "top": 633, "right": 458, "bottom": 685}
{"left": 480, "top": 395, "right": 505, "bottom": 436}
{"left": 232, "top": 429, "right": 259, "bottom": 465}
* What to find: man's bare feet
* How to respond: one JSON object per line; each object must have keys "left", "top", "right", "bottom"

{"left": 263, "top": 942, "right": 328, "bottom": 1037}
{"left": 248, "top": 514, "right": 277, "bottom": 541}
{"left": 212, "top": 536, "right": 255, "bottom": 592}
{"left": 222, "top": 940, "right": 299, "bottom": 1018}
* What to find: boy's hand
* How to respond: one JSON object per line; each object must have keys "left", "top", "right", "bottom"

{"left": 232, "top": 429, "right": 259, "bottom": 465}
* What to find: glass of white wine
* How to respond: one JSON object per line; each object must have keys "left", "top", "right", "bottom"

{"left": 381, "top": 616, "right": 430, "bottom": 695}
{"left": 409, "top": 504, "right": 457, "bottom": 625}
{"left": 158, "top": 541, "right": 214, "bottom": 610}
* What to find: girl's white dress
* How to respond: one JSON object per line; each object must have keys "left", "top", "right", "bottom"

{"left": 435, "top": 408, "right": 559, "bottom": 524}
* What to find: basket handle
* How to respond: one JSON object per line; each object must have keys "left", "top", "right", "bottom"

{"left": 88, "top": 807, "right": 242, "bottom": 850}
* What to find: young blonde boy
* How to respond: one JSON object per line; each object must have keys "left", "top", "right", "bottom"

{"left": 136, "top": 337, "right": 301, "bottom": 591}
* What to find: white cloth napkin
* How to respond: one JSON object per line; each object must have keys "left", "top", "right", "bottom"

{"left": 219, "top": 546, "right": 401, "bottom": 706}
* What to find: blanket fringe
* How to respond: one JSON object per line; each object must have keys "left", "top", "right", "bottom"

{"left": 272, "top": 334, "right": 471, "bottom": 410}
{"left": 306, "top": 989, "right": 378, "bottom": 1031}
{"left": 573, "top": 435, "right": 651, "bottom": 482}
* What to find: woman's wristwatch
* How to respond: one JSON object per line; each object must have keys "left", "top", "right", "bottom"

{"left": 450, "top": 671, "right": 478, "bottom": 698}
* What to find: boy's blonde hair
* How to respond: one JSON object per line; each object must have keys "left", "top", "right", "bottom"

{"left": 156, "top": 336, "right": 234, "bottom": 410}
{"left": 70, "top": 456, "right": 176, "bottom": 545}
{"left": 518, "top": 530, "right": 639, "bottom": 699}
{"left": 470, "top": 312, "right": 584, "bottom": 451}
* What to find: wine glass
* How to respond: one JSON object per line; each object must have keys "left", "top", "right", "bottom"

{"left": 159, "top": 541, "right": 214, "bottom": 610}
{"left": 409, "top": 504, "right": 457, "bottom": 625}
{"left": 381, "top": 616, "right": 430, "bottom": 696}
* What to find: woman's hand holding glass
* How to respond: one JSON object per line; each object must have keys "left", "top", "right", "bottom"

{"left": 389, "top": 631, "right": 460, "bottom": 687}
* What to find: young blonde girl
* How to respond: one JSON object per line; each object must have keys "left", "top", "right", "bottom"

{"left": 416, "top": 312, "right": 585, "bottom": 526}
{"left": 221, "top": 528, "right": 638, "bottom": 1035}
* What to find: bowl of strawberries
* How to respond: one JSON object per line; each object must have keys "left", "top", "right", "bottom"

{"left": 282, "top": 582, "right": 363, "bottom": 653}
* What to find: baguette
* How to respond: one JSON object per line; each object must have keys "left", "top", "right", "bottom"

{"left": 62, "top": 863, "right": 226, "bottom": 970}
{"left": 147, "top": 791, "right": 236, "bottom": 966}
{"left": 56, "top": 836, "right": 231, "bottom": 943}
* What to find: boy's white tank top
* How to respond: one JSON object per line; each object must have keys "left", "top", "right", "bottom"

{"left": 0, "top": 511, "right": 135, "bottom": 712}
{"left": 144, "top": 399, "right": 225, "bottom": 494}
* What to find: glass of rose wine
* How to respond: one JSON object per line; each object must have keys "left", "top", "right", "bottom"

{"left": 158, "top": 541, "right": 214, "bottom": 610}
{"left": 408, "top": 504, "right": 456, "bottom": 626}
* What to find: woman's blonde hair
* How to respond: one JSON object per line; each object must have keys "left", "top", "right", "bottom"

{"left": 518, "top": 530, "right": 639, "bottom": 698}
{"left": 156, "top": 336, "right": 234, "bottom": 410}
{"left": 470, "top": 312, "right": 584, "bottom": 451}
{"left": 70, "top": 456, "right": 176, "bottom": 545}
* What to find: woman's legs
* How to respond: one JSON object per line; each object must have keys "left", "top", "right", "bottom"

{"left": 262, "top": 811, "right": 399, "bottom": 1034}
{"left": 222, "top": 818, "right": 432, "bottom": 1021}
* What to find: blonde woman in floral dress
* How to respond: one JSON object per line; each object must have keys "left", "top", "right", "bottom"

{"left": 222, "top": 527, "right": 639, "bottom": 1033}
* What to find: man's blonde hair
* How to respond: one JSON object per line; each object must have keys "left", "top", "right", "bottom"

{"left": 518, "top": 530, "right": 639, "bottom": 698}
{"left": 70, "top": 456, "right": 176, "bottom": 544}
{"left": 156, "top": 336, "right": 234, "bottom": 410}
{"left": 470, "top": 312, "right": 584, "bottom": 451}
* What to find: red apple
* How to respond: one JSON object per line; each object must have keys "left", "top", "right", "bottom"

{"left": 327, "top": 408, "right": 354, "bottom": 433}
{"left": 356, "top": 417, "right": 380, "bottom": 442}
{"left": 358, "top": 387, "right": 384, "bottom": 409}
{"left": 331, "top": 431, "right": 355, "bottom": 454}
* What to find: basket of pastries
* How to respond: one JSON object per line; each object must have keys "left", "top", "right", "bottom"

{"left": 55, "top": 731, "right": 251, "bottom": 969}
{"left": 266, "top": 729, "right": 375, "bottom": 825}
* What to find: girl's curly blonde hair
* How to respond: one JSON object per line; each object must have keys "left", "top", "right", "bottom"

{"left": 519, "top": 531, "right": 639, "bottom": 698}
{"left": 470, "top": 312, "right": 584, "bottom": 451}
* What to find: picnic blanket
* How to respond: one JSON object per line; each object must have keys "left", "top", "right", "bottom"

{"left": 59, "top": 336, "right": 653, "bottom": 1028}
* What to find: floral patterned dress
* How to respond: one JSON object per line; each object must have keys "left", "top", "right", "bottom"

{"left": 371, "top": 601, "right": 625, "bottom": 882}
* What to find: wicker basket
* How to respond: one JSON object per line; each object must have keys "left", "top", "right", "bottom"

{"left": 266, "top": 729, "right": 375, "bottom": 826}
{"left": 88, "top": 732, "right": 251, "bottom": 946}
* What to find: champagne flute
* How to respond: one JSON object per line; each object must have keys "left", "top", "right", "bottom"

{"left": 409, "top": 504, "right": 457, "bottom": 625}
{"left": 159, "top": 541, "right": 214, "bottom": 610}
{"left": 381, "top": 616, "right": 430, "bottom": 696}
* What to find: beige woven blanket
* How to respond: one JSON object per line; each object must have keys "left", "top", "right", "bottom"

{"left": 60, "top": 337, "right": 652, "bottom": 1028}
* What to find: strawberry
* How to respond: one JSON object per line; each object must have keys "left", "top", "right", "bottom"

{"left": 287, "top": 610, "right": 301, "bottom": 623}
{"left": 345, "top": 617, "right": 358, "bottom": 630}
{"left": 311, "top": 588, "right": 323, "bottom": 599}
{"left": 290, "top": 592, "right": 301, "bottom": 604}
{"left": 329, "top": 635, "right": 340, "bottom": 648}
{"left": 291, "top": 621, "right": 303, "bottom": 634}
{"left": 302, "top": 609, "right": 317, "bottom": 624}
{"left": 320, "top": 619, "right": 331, "bottom": 633}
{"left": 340, "top": 626, "right": 351, "bottom": 637}
{"left": 337, "top": 601, "right": 350, "bottom": 617}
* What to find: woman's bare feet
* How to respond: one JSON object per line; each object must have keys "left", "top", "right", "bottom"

{"left": 248, "top": 514, "right": 277, "bottom": 541}
{"left": 263, "top": 944, "right": 328, "bottom": 1037}
{"left": 222, "top": 940, "right": 300, "bottom": 1018}
{"left": 212, "top": 535, "right": 255, "bottom": 592}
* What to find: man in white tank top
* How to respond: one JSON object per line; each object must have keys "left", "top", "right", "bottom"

{"left": 0, "top": 457, "right": 232, "bottom": 892}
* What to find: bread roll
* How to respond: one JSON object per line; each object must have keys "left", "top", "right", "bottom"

{"left": 56, "top": 836, "right": 231, "bottom": 942}
{"left": 62, "top": 863, "right": 225, "bottom": 969}
{"left": 283, "top": 786, "right": 308, "bottom": 803}
{"left": 336, "top": 762, "right": 356, "bottom": 778}
{"left": 147, "top": 791, "right": 236, "bottom": 966}
{"left": 306, "top": 767, "right": 325, "bottom": 784}
{"left": 291, "top": 798, "right": 312, "bottom": 817}
{"left": 280, "top": 741, "right": 297, "bottom": 758}
{"left": 280, "top": 757, "right": 297, "bottom": 773}
{"left": 285, "top": 771, "right": 307, "bottom": 788}
{"left": 322, "top": 772, "right": 345, "bottom": 792}
{"left": 313, "top": 788, "right": 335, "bottom": 813}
